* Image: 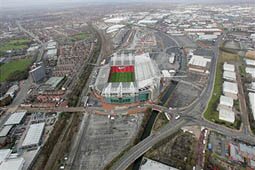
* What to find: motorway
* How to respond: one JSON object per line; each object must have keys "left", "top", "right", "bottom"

{"left": 109, "top": 34, "right": 254, "bottom": 170}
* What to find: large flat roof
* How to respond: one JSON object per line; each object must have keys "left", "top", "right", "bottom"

{"left": 220, "top": 95, "right": 233, "bottom": 108}
{"left": 223, "top": 62, "right": 235, "bottom": 72}
{"left": 45, "top": 77, "right": 64, "bottom": 89}
{"left": 0, "top": 157, "right": 25, "bottom": 170}
{"left": 219, "top": 108, "right": 235, "bottom": 123}
{"left": 4, "top": 111, "right": 26, "bottom": 125}
{"left": 0, "top": 125, "right": 13, "bottom": 137}
{"left": 22, "top": 122, "right": 45, "bottom": 148}
{"left": 223, "top": 81, "right": 238, "bottom": 95}
{"left": 248, "top": 92, "right": 255, "bottom": 120}
{"left": 0, "top": 149, "right": 12, "bottom": 164}
{"left": 140, "top": 158, "right": 178, "bottom": 170}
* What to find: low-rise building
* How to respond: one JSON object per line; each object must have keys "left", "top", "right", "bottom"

{"left": 223, "top": 70, "right": 236, "bottom": 82}
{"left": 219, "top": 108, "right": 235, "bottom": 123}
{"left": 4, "top": 111, "right": 26, "bottom": 126}
{"left": 188, "top": 55, "right": 211, "bottom": 73}
{"left": 223, "top": 81, "right": 238, "bottom": 99}
{"left": 246, "top": 67, "right": 255, "bottom": 78}
{"left": 218, "top": 95, "right": 233, "bottom": 110}
{"left": 21, "top": 122, "right": 45, "bottom": 149}
{"left": 223, "top": 62, "right": 235, "bottom": 72}
{"left": 248, "top": 92, "right": 255, "bottom": 120}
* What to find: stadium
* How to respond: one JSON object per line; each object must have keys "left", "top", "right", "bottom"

{"left": 93, "top": 53, "right": 161, "bottom": 104}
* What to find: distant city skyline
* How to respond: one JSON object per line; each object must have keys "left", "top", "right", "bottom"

{"left": 2, "top": 0, "right": 254, "bottom": 9}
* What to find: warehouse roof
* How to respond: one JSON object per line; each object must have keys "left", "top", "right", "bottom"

{"left": 220, "top": 95, "right": 233, "bottom": 108}
{"left": 161, "top": 70, "right": 171, "bottom": 78}
{"left": 4, "top": 111, "right": 26, "bottom": 125}
{"left": 0, "top": 157, "right": 25, "bottom": 170}
{"left": 223, "top": 81, "right": 238, "bottom": 95}
{"left": 223, "top": 62, "right": 235, "bottom": 72}
{"left": 140, "top": 158, "right": 178, "bottom": 170}
{"left": 22, "top": 122, "right": 45, "bottom": 148}
{"left": 188, "top": 55, "right": 211, "bottom": 68}
{"left": 45, "top": 77, "right": 64, "bottom": 89}
{"left": 248, "top": 92, "right": 255, "bottom": 120}
{"left": 245, "top": 59, "right": 255, "bottom": 66}
{"left": 0, "top": 149, "right": 11, "bottom": 164}
{"left": 223, "top": 70, "right": 236, "bottom": 81}
{"left": 0, "top": 125, "right": 13, "bottom": 137}
{"left": 246, "top": 67, "right": 255, "bottom": 78}
{"left": 219, "top": 108, "right": 235, "bottom": 123}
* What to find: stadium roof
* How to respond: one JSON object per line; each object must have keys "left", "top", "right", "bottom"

{"left": 219, "top": 108, "right": 235, "bottom": 123}
{"left": 0, "top": 157, "right": 25, "bottom": 170}
{"left": 223, "top": 70, "right": 236, "bottom": 81}
{"left": 223, "top": 81, "right": 238, "bottom": 95}
{"left": 135, "top": 53, "right": 160, "bottom": 89}
{"left": 220, "top": 95, "right": 233, "bottom": 108}
{"left": 0, "top": 149, "right": 11, "bottom": 164}
{"left": 22, "top": 122, "right": 45, "bottom": 148}
{"left": 248, "top": 92, "right": 255, "bottom": 120}
{"left": 4, "top": 111, "right": 26, "bottom": 125}
{"left": 223, "top": 62, "right": 235, "bottom": 72}
{"left": 0, "top": 125, "right": 13, "bottom": 137}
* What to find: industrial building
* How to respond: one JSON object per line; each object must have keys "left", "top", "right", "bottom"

{"left": 218, "top": 95, "right": 234, "bottom": 111}
{"left": 223, "top": 70, "right": 236, "bottom": 82}
{"left": 0, "top": 157, "right": 25, "bottom": 170}
{"left": 4, "top": 111, "right": 26, "bottom": 126}
{"left": 188, "top": 55, "right": 211, "bottom": 73}
{"left": 223, "top": 81, "right": 238, "bottom": 100}
{"left": 246, "top": 67, "right": 255, "bottom": 78}
{"left": 219, "top": 108, "right": 235, "bottom": 123}
{"left": 223, "top": 62, "right": 235, "bottom": 72}
{"left": 248, "top": 92, "right": 255, "bottom": 120}
{"left": 93, "top": 53, "right": 160, "bottom": 104}
{"left": 22, "top": 122, "right": 45, "bottom": 149}
{"left": 29, "top": 65, "right": 46, "bottom": 83}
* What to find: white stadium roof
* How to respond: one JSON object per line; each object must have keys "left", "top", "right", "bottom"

{"left": 223, "top": 81, "right": 238, "bottom": 95}
{"left": 22, "top": 122, "right": 45, "bottom": 148}
{"left": 223, "top": 62, "right": 235, "bottom": 72}
{"left": 248, "top": 92, "right": 255, "bottom": 120}
{"left": 220, "top": 95, "right": 234, "bottom": 108}
{"left": 223, "top": 71, "right": 236, "bottom": 81}
{"left": 219, "top": 108, "right": 235, "bottom": 123}
{"left": 4, "top": 111, "right": 26, "bottom": 125}
{"left": 0, "top": 157, "right": 25, "bottom": 170}
{"left": 135, "top": 53, "right": 160, "bottom": 89}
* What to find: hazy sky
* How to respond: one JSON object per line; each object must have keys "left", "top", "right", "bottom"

{"left": 1, "top": 0, "right": 248, "bottom": 9}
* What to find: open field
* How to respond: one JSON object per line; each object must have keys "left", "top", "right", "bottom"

{"left": 204, "top": 50, "right": 241, "bottom": 129}
{"left": 0, "top": 38, "right": 31, "bottom": 56}
{"left": 0, "top": 58, "right": 32, "bottom": 82}
{"left": 70, "top": 32, "right": 90, "bottom": 41}
{"left": 109, "top": 72, "right": 135, "bottom": 82}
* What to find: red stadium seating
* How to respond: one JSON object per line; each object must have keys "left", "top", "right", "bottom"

{"left": 111, "top": 65, "right": 134, "bottom": 73}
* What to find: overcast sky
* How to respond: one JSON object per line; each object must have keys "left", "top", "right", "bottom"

{"left": 1, "top": 0, "right": 248, "bottom": 9}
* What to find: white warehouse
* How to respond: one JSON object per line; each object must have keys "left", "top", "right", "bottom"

{"left": 223, "top": 81, "right": 238, "bottom": 100}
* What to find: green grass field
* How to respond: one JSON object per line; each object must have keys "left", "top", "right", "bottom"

{"left": 70, "top": 32, "right": 89, "bottom": 41}
{"left": 0, "top": 38, "right": 31, "bottom": 57}
{"left": 109, "top": 72, "right": 135, "bottom": 82}
{"left": 0, "top": 58, "right": 32, "bottom": 82}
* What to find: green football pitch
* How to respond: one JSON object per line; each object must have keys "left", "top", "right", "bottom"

{"left": 109, "top": 72, "right": 135, "bottom": 82}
